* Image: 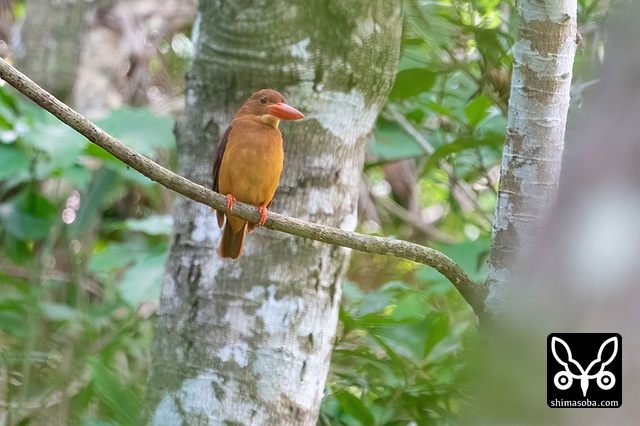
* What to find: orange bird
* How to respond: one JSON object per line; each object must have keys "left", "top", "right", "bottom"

{"left": 212, "top": 89, "right": 304, "bottom": 259}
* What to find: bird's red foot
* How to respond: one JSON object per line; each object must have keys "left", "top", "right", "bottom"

{"left": 258, "top": 203, "right": 268, "bottom": 226}
{"left": 226, "top": 194, "right": 236, "bottom": 209}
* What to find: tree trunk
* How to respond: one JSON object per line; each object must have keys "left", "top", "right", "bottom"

{"left": 14, "top": 0, "right": 98, "bottom": 103}
{"left": 143, "top": 2, "right": 401, "bottom": 425}
{"left": 531, "top": 4, "right": 640, "bottom": 423}
{"left": 476, "top": 5, "right": 640, "bottom": 424}
{"left": 485, "top": 0, "right": 578, "bottom": 314}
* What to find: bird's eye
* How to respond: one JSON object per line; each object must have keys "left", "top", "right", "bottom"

{"left": 260, "top": 97, "right": 267, "bottom": 104}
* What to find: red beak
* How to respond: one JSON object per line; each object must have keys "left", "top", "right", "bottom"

{"left": 267, "top": 102, "right": 305, "bottom": 120}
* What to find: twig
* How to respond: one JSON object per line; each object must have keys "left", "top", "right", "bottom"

{"left": 386, "top": 105, "right": 493, "bottom": 226}
{"left": 0, "top": 58, "right": 488, "bottom": 317}
{"left": 386, "top": 105, "right": 435, "bottom": 154}
{"left": 373, "top": 194, "right": 457, "bottom": 244}
{"left": 407, "top": 0, "right": 508, "bottom": 115}
{"left": 442, "top": 46, "right": 509, "bottom": 115}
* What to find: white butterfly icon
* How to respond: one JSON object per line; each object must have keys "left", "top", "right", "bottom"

{"left": 551, "top": 336, "right": 618, "bottom": 397}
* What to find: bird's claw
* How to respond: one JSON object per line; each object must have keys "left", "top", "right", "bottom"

{"left": 259, "top": 204, "right": 268, "bottom": 226}
{"left": 226, "top": 194, "right": 236, "bottom": 209}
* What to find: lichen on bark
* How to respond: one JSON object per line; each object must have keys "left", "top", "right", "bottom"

{"left": 486, "top": 0, "right": 578, "bottom": 314}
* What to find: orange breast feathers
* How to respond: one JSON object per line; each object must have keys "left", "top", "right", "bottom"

{"left": 212, "top": 89, "right": 304, "bottom": 259}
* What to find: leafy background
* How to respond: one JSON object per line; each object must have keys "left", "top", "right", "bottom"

{"left": 0, "top": 0, "right": 614, "bottom": 424}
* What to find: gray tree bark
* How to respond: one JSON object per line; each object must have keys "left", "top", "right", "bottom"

{"left": 485, "top": 0, "right": 578, "bottom": 314}
{"left": 143, "top": 2, "right": 402, "bottom": 425}
{"left": 474, "top": 4, "right": 640, "bottom": 424}
{"left": 14, "top": 0, "right": 98, "bottom": 102}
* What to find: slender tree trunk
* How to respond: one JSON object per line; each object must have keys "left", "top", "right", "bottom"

{"left": 14, "top": 0, "right": 98, "bottom": 102}
{"left": 475, "top": 5, "right": 640, "bottom": 424}
{"left": 485, "top": 0, "right": 578, "bottom": 314}
{"left": 143, "top": 2, "right": 401, "bottom": 425}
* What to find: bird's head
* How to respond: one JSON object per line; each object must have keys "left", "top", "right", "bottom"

{"left": 236, "top": 89, "right": 305, "bottom": 128}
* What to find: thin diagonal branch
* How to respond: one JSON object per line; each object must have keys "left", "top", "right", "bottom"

{"left": 386, "top": 105, "right": 493, "bottom": 226}
{"left": 0, "top": 58, "right": 488, "bottom": 317}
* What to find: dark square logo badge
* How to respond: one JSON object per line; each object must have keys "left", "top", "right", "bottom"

{"left": 547, "top": 333, "right": 621, "bottom": 408}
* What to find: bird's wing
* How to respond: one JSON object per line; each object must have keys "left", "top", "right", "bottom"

{"left": 213, "top": 125, "right": 233, "bottom": 229}
{"left": 212, "top": 125, "right": 233, "bottom": 193}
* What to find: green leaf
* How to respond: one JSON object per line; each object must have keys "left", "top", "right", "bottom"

{"left": 2, "top": 233, "right": 31, "bottom": 264}
{"left": 464, "top": 94, "right": 493, "bottom": 127}
{"left": 0, "top": 297, "right": 30, "bottom": 338}
{"left": 68, "top": 168, "right": 117, "bottom": 238}
{"left": 397, "top": 43, "right": 430, "bottom": 72}
{"left": 334, "top": 390, "right": 375, "bottom": 426}
{"left": 341, "top": 279, "right": 365, "bottom": 303}
{"left": 0, "top": 297, "right": 28, "bottom": 311}
{"left": 369, "top": 120, "right": 426, "bottom": 161}
{"left": 0, "top": 103, "right": 18, "bottom": 130}
{"left": 0, "top": 145, "right": 29, "bottom": 180}
{"left": 23, "top": 121, "right": 88, "bottom": 169}
{"left": 423, "top": 101, "right": 456, "bottom": 120}
{"left": 473, "top": 27, "right": 511, "bottom": 66}
{"left": 0, "top": 311, "right": 27, "bottom": 338}
{"left": 353, "top": 290, "right": 395, "bottom": 318}
{"left": 121, "top": 215, "right": 173, "bottom": 236}
{"left": 423, "top": 314, "right": 450, "bottom": 357}
{"left": 59, "top": 164, "right": 92, "bottom": 191}
{"left": 88, "top": 357, "right": 141, "bottom": 426}
{"left": 85, "top": 143, "right": 118, "bottom": 161}
{"left": 421, "top": 135, "right": 503, "bottom": 176}
{"left": 437, "top": 239, "right": 491, "bottom": 282}
{"left": 476, "top": 111, "right": 508, "bottom": 138}
{"left": 404, "top": 5, "right": 452, "bottom": 52}
{"left": 89, "top": 239, "right": 149, "bottom": 272}
{"left": 371, "top": 333, "right": 409, "bottom": 371}
{"left": 374, "top": 319, "right": 433, "bottom": 362}
{"left": 0, "top": 191, "right": 57, "bottom": 240}
{"left": 352, "top": 312, "right": 418, "bottom": 328}
{"left": 389, "top": 69, "right": 438, "bottom": 100}
{"left": 118, "top": 253, "right": 167, "bottom": 306}
{"left": 40, "top": 302, "right": 77, "bottom": 321}
{"left": 95, "top": 107, "right": 175, "bottom": 156}
{"left": 0, "top": 87, "right": 19, "bottom": 115}
{"left": 389, "top": 294, "right": 429, "bottom": 321}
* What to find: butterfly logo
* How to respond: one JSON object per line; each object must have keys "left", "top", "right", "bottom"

{"left": 551, "top": 336, "right": 618, "bottom": 397}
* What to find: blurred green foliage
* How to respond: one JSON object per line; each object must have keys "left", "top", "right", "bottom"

{"left": 0, "top": 0, "right": 614, "bottom": 424}
{"left": 0, "top": 87, "right": 173, "bottom": 425}
{"left": 322, "top": 0, "right": 612, "bottom": 424}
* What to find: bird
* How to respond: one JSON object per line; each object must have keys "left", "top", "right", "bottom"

{"left": 212, "top": 89, "right": 304, "bottom": 259}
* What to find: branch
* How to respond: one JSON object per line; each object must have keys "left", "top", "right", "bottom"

{"left": 0, "top": 58, "right": 488, "bottom": 317}
{"left": 386, "top": 105, "right": 493, "bottom": 226}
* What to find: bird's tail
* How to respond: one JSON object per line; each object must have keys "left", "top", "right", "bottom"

{"left": 218, "top": 219, "right": 247, "bottom": 259}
